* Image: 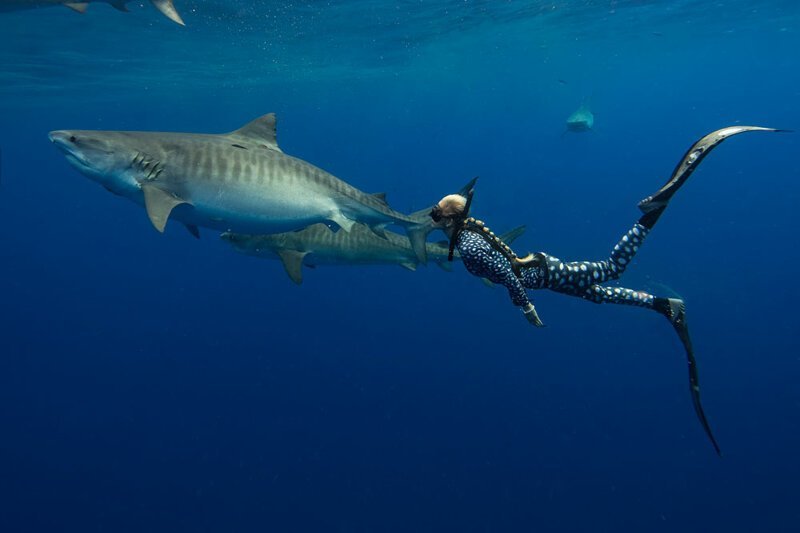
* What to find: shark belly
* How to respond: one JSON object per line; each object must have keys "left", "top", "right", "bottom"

{"left": 179, "top": 179, "right": 336, "bottom": 233}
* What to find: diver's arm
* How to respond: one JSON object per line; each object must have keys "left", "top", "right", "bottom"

{"left": 505, "top": 272, "right": 545, "bottom": 328}
{"left": 522, "top": 303, "right": 544, "bottom": 327}
{"left": 459, "top": 229, "right": 545, "bottom": 328}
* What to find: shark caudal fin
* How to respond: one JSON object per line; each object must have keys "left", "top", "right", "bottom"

{"left": 405, "top": 223, "right": 432, "bottom": 264}
{"left": 150, "top": 0, "right": 184, "bottom": 25}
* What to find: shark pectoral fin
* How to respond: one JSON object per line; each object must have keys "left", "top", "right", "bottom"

{"left": 141, "top": 184, "right": 190, "bottom": 233}
{"left": 63, "top": 2, "right": 89, "bottom": 13}
{"left": 150, "top": 0, "right": 185, "bottom": 25}
{"left": 369, "top": 223, "right": 389, "bottom": 239}
{"left": 110, "top": 1, "right": 130, "bottom": 11}
{"left": 277, "top": 250, "right": 308, "bottom": 285}
{"left": 400, "top": 262, "right": 417, "bottom": 271}
{"left": 481, "top": 278, "right": 495, "bottom": 288}
{"left": 329, "top": 212, "right": 355, "bottom": 233}
{"left": 184, "top": 224, "right": 200, "bottom": 240}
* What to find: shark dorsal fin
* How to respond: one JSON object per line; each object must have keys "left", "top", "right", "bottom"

{"left": 228, "top": 113, "right": 282, "bottom": 152}
{"left": 63, "top": 2, "right": 89, "bottom": 13}
{"left": 277, "top": 249, "right": 308, "bottom": 285}
{"left": 370, "top": 192, "right": 388, "bottom": 203}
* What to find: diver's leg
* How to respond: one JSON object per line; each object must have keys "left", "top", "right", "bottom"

{"left": 584, "top": 285, "right": 655, "bottom": 308}
{"left": 585, "top": 286, "right": 722, "bottom": 455}
{"left": 542, "top": 223, "right": 650, "bottom": 296}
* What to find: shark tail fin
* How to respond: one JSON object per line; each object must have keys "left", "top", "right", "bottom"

{"left": 150, "top": 0, "right": 185, "bottom": 25}
{"left": 405, "top": 222, "right": 432, "bottom": 264}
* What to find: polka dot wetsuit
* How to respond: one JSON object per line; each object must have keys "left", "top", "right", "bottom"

{"left": 457, "top": 220, "right": 655, "bottom": 310}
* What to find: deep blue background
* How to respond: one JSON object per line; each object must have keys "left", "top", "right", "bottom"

{"left": 1, "top": 1, "right": 799, "bottom": 531}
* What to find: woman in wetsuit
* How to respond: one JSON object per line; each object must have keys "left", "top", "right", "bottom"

{"left": 430, "top": 126, "right": 781, "bottom": 455}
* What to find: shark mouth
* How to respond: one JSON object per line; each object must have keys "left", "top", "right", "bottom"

{"left": 48, "top": 131, "right": 110, "bottom": 179}
{"left": 49, "top": 132, "right": 89, "bottom": 167}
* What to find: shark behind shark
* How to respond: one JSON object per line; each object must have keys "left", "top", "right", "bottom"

{"left": 50, "top": 114, "right": 433, "bottom": 261}
{"left": 0, "top": 0, "right": 184, "bottom": 25}
{"left": 566, "top": 103, "right": 594, "bottom": 132}
{"left": 221, "top": 224, "right": 526, "bottom": 285}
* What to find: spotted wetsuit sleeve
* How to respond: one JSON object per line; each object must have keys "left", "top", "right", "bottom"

{"left": 457, "top": 230, "right": 544, "bottom": 307}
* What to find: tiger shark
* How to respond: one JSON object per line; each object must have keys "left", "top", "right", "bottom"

{"left": 221, "top": 224, "right": 526, "bottom": 285}
{"left": 49, "top": 113, "right": 433, "bottom": 261}
{"left": 565, "top": 103, "right": 594, "bottom": 132}
{"left": 0, "top": 0, "right": 184, "bottom": 25}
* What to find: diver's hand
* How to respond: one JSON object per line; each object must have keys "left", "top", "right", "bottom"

{"left": 522, "top": 303, "right": 545, "bottom": 327}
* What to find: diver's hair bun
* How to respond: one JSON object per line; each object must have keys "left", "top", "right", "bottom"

{"left": 437, "top": 194, "right": 467, "bottom": 217}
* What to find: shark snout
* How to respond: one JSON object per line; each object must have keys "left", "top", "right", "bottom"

{"left": 49, "top": 130, "right": 91, "bottom": 167}
{"left": 49, "top": 130, "right": 68, "bottom": 145}
{"left": 220, "top": 232, "right": 243, "bottom": 243}
{"left": 49, "top": 131, "right": 78, "bottom": 152}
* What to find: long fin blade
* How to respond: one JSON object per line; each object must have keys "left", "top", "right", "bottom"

{"left": 277, "top": 250, "right": 307, "bottom": 285}
{"left": 674, "top": 318, "right": 722, "bottom": 456}
{"left": 150, "top": 0, "right": 185, "bottom": 25}
{"left": 63, "top": 2, "right": 89, "bottom": 13}
{"left": 640, "top": 126, "right": 785, "bottom": 212}
{"left": 141, "top": 184, "right": 189, "bottom": 233}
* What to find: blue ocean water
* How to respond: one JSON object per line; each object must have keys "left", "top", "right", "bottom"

{"left": 1, "top": 1, "right": 799, "bottom": 531}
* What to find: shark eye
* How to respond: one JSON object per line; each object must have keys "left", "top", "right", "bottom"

{"left": 69, "top": 135, "right": 77, "bottom": 143}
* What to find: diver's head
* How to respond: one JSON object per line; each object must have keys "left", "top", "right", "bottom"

{"left": 430, "top": 194, "right": 467, "bottom": 226}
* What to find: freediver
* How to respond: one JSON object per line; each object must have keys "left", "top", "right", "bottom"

{"left": 429, "top": 126, "right": 785, "bottom": 456}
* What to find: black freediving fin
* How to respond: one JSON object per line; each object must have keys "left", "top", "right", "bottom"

{"left": 639, "top": 126, "right": 787, "bottom": 214}
{"left": 673, "top": 318, "right": 722, "bottom": 456}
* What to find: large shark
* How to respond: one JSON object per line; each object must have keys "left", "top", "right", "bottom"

{"left": 565, "top": 103, "right": 594, "bottom": 132}
{"left": 0, "top": 0, "right": 184, "bottom": 26}
{"left": 49, "top": 113, "right": 434, "bottom": 261}
{"left": 221, "top": 223, "right": 526, "bottom": 285}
